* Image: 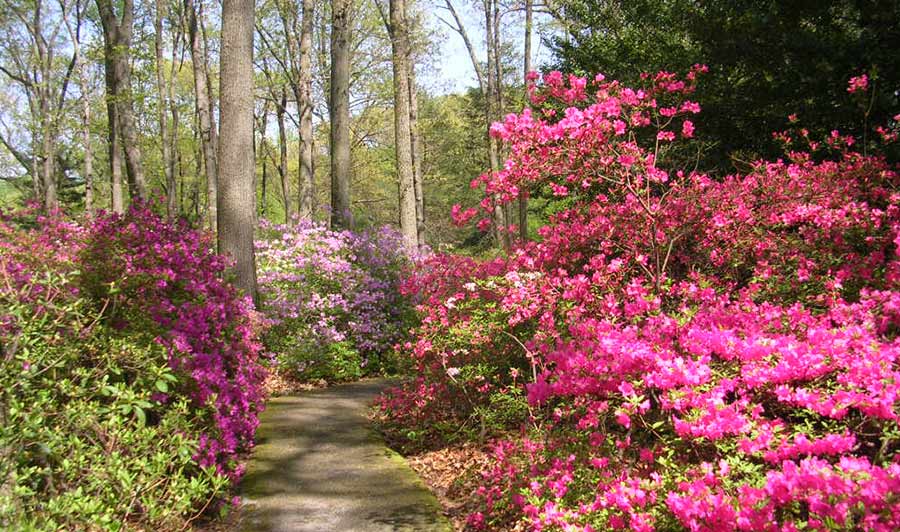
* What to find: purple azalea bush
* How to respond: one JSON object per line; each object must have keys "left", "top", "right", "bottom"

{"left": 256, "top": 218, "right": 414, "bottom": 381}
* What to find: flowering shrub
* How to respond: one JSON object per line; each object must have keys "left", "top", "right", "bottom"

{"left": 256, "top": 219, "right": 413, "bottom": 381}
{"left": 79, "top": 205, "right": 266, "bottom": 476}
{"left": 377, "top": 254, "right": 534, "bottom": 449}
{"left": 379, "top": 70, "right": 900, "bottom": 531}
{"left": 0, "top": 205, "right": 264, "bottom": 528}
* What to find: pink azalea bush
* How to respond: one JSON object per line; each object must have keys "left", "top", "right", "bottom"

{"left": 0, "top": 205, "right": 265, "bottom": 527}
{"left": 378, "top": 70, "right": 900, "bottom": 530}
{"left": 256, "top": 219, "right": 413, "bottom": 381}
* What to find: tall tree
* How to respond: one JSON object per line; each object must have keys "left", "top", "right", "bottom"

{"left": 330, "top": 0, "right": 352, "bottom": 229}
{"left": 62, "top": 0, "right": 93, "bottom": 215}
{"left": 484, "top": 0, "right": 510, "bottom": 252}
{"left": 409, "top": 61, "right": 425, "bottom": 247}
{"left": 218, "top": 0, "right": 258, "bottom": 303}
{"left": 387, "top": 0, "right": 416, "bottom": 249}
{"left": 0, "top": 0, "right": 79, "bottom": 211}
{"left": 255, "top": 98, "right": 270, "bottom": 218}
{"left": 406, "top": 1, "right": 424, "bottom": 247}
{"left": 276, "top": 86, "right": 291, "bottom": 221}
{"left": 154, "top": 0, "right": 177, "bottom": 219}
{"left": 442, "top": 0, "right": 510, "bottom": 251}
{"left": 518, "top": 0, "right": 532, "bottom": 243}
{"left": 96, "top": 0, "right": 146, "bottom": 201}
{"left": 297, "top": 0, "right": 314, "bottom": 219}
{"left": 185, "top": 0, "right": 219, "bottom": 231}
{"left": 166, "top": 6, "right": 182, "bottom": 219}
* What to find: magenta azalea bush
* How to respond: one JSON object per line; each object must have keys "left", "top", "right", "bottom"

{"left": 0, "top": 205, "right": 265, "bottom": 528}
{"left": 378, "top": 70, "right": 900, "bottom": 531}
{"left": 256, "top": 219, "right": 414, "bottom": 381}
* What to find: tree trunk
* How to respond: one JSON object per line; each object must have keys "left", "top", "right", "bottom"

{"left": 82, "top": 98, "right": 93, "bottom": 216}
{"left": 258, "top": 99, "right": 269, "bottom": 219}
{"left": 32, "top": 6, "right": 57, "bottom": 212}
{"left": 72, "top": 4, "right": 94, "bottom": 217}
{"left": 217, "top": 0, "right": 258, "bottom": 304}
{"left": 103, "top": 60, "right": 124, "bottom": 213}
{"left": 330, "top": 0, "right": 353, "bottom": 230}
{"left": 444, "top": 0, "right": 485, "bottom": 93}
{"left": 298, "top": 0, "right": 315, "bottom": 219}
{"left": 389, "top": 0, "right": 417, "bottom": 250}
{"left": 186, "top": 0, "right": 219, "bottom": 232}
{"left": 518, "top": 0, "right": 532, "bottom": 243}
{"left": 155, "top": 0, "right": 176, "bottom": 219}
{"left": 167, "top": 19, "right": 181, "bottom": 219}
{"left": 261, "top": 152, "right": 268, "bottom": 219}
{"left": 39, "top": 104, "right": 57, "bottom": 211}
{"left": 483, "top": 0, "right": 510, "bottom": 252}
{"left": 407, "top": 8, "right": 425, "bottom": 248}
{"left": 96, "top": 0, "right": 146, "bottom": 201}
{"left": 443, "top": 0, "right": 508, "bottom": 251}
{"left": 277, "top": 88, "right": 292, "bottom": 222}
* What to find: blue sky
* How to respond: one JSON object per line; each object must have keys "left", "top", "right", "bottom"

{"left": 418, "top": 0, "right": 554, "bottom": 94}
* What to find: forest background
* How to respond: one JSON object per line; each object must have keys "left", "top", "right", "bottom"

{"left": 2, "top": 0, "right": 896, "bottom": 252}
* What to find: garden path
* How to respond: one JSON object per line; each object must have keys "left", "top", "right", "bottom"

{"left": 237, "top": 378, "right": 451, "bottom": 532}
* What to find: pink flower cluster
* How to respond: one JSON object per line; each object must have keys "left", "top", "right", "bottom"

{"left": 77, "top": 204, "right": 266, "bottom": 478}
{"left": 382, "top": 70, "right": 900, "bottom": 530}
{"left": 256, "top": 218, "right": 412, "bottom": 368}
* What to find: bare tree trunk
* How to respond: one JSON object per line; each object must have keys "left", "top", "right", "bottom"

{"left": 82, "top": 100, "right": 94, "bottom": 215}
{"left": 40, "top": 114, "right": 57, "bottom": 211}
{"left": 186, "top": 0, "right": 219, "bottom": 232}
{"left": 443, "top": 0, "right": 485, "bottom": 92}
{"left": 277, "top": 87, "right": 291, "bottom": 222}
{"left": 257, "top": 99, "right": 269, "bottom": 219}
{"left": 104, "top": 59, "right": 124, "bottom": 213}
{"left": 483, "top": 0, "right": 509, "bottom": 252}
{"left": 33, "top": 4, "right": 57, "bottom": 211}
{"left": 330, "top": 0, "right": 353, "bottom": 230}
{"left": 155, "top": 0, "right": 176, "bottom": 219}
{"left": 192, "top": 124, "right": 202, "bottom": 219}
{"left": 168, "top": 16, "right": 182, "bottom": 219}
{"left": 298, "top": 0, "right": 315, "bottom": 219}
{"left": 518, "top": 0, "right": 532, "bottom": 243}
{"left": 75, "top": 3, "right": 94, "bottom": 217}
{"left": 217, "top": 0, "right": 258, "bottom": 304}
{"left": 388, "top": 0, "right": 417, "bottom": 250}
{"left": 406, "top": 2, "right": 425, "bottom": 249}
{"left": 493, "top": 0, "right": 512, "bottom": 245}
{"left": 178, "top": 144, "right": 186, "bottom": 214}
{"left": 491, "top": 0, "right": 504, "bottom": 115}
{"left": 96, "top": 0, "right": 146, "bottom": 201}
{"left": 409, "top": 66, "right": 425, "bottom": 248}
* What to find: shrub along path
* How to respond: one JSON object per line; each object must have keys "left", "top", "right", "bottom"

{"left": 238, "top": 379, "right": 451, "bottom": 532}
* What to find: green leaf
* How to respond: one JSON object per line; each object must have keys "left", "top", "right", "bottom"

{"left": 134, "top": 407, "right": 146, "bottom": 426}
{"left": 155, "top": 380, "right": 169, "bottom": 393}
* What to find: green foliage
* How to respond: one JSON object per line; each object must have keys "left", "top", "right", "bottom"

{"left": 420, "top": 92, "right": 494, "bottom": 251}
{"left": 278, "top": 340, "right": 365, "bottom": 383}
{"left": 0, "top": 273, "right": 227, "bottom": 531}
{"left": 551, "top": 0, "right": 900, "bottom": 168}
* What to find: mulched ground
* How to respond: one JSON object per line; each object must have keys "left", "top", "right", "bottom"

{"left": 405, "top": 443, "right": 494, "bottom": 531}
{"left": 263, "top": 369, "right": 328, "bottom": 396}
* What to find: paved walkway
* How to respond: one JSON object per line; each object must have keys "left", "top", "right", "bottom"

{"left": 238, "top": 379, "right": 451, "bottom": 532}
